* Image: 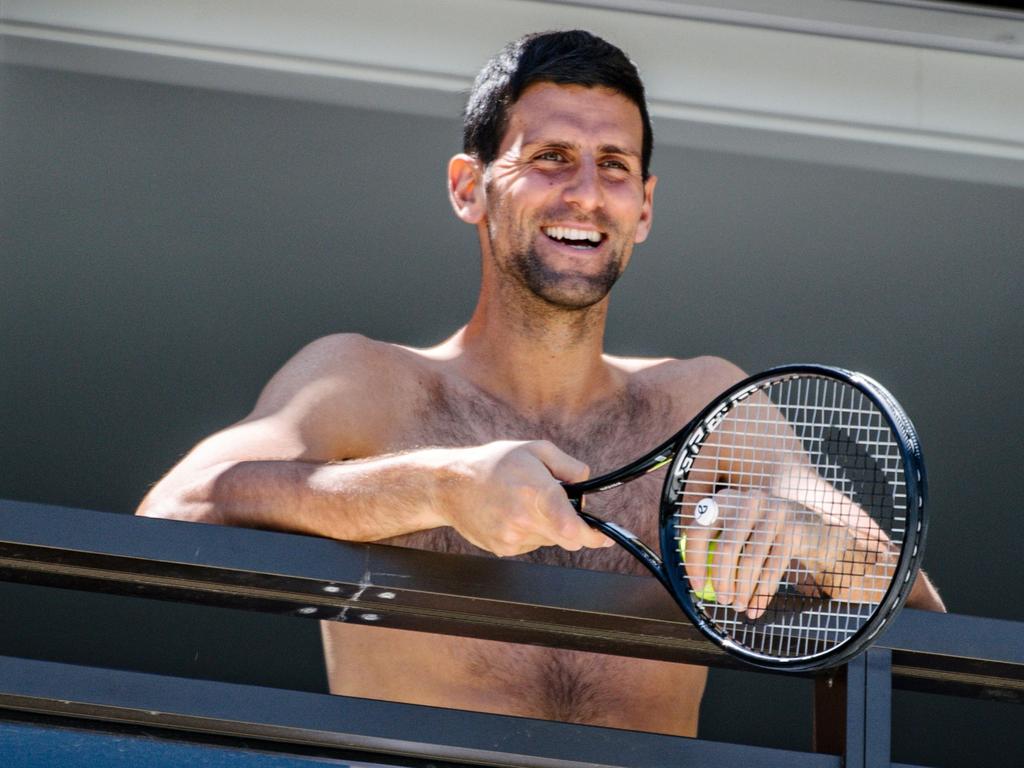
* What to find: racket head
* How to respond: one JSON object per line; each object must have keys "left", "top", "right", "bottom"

{"left": 657, "top": 364, "right": 926, "bottom": 671}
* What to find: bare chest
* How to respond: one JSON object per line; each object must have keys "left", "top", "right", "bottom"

{"left": 327, "top": 369, "right": 705, "bottom": 732}
{"left": 381, "top": 377, "right": 673, "bottom": 575}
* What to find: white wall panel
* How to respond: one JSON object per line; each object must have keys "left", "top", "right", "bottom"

{"left": 3, "top": 0, "right": 1022, "bottom": 185}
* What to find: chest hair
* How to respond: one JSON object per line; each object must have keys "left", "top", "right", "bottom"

{"left": 365, "top": 371, "right": 685, "bottom": 724}
{"left": 382, "top": 375, "right": 673, "bottom": 577}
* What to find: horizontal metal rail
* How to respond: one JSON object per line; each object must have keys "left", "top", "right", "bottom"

{"left": 0, "top": 654, "right": 838, "bottom": 768}
{"left": 1, "top": 499, "right": 1021, "bottom": 703}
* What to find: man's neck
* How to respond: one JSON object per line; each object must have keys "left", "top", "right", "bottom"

{"left": 433, "top": 294, "right": 622, "bottom": 422}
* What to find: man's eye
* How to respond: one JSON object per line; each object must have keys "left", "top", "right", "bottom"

{"left": 601, "top": 159, "right": 630, "bottom": 172}
{"left": 536, "top": 151, "right": 566, "bottom": 162}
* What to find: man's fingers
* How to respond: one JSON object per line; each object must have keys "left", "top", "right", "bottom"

{"left": 591, "top": 522, "right": 617, "bottom": 548}
{"left": 531, "top": 478, "right": 611, "bottom": 551}
{"left": 568, "top": 522, "right": 616, "bottom": 550}
{"left": 733, "top": 503, "right": 787, "bottom": 613}
{"left": 480, "top": 440, "right": 610, "bottom": 553}
{"left": 548, "top": 489, "right": 610, "bottom": 548}
{"left": 450, "top": 440, "right": 610, "bottom": 556}
{"left": 747, "top": 542, "right": 790, "bottom": 619}
{"left": 733, "top": 532, "right": 773, "bottom": 614}
{"left": 528, "top": 440, "right": 590, "bottom": 484}
{"left": 525, "top": 441, "right": 609, "bottom": 549}
{"left": 684, "top": 527, "right": 714, "bottom": 595}
{"left": 566, "top": 512, "right": 616, "bottom": 548}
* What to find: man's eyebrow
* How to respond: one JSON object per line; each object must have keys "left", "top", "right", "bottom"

{"left": 525, "top": 139, "right": 641, "bottom": 159}
{"left": 598, "top": 143, "right": 640, "bottom": 159}
{"left": 525, "top": 139, "right": 577, "bottom": 152}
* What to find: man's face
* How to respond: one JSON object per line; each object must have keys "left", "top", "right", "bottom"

{"left": 481, "top": 82, "right": 655, "bottom": 310}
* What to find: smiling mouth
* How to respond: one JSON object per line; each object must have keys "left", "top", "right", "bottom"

{"left": 542, "top": 226, "right": 605, "bottom": 249}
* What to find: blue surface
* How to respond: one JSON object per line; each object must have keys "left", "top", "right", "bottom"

{"left": 0, "top": 720, "right": 381, "bottom": 767}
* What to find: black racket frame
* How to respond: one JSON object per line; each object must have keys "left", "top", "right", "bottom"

{"left": 563, "top": 364, "right": 927, "bottom": 672}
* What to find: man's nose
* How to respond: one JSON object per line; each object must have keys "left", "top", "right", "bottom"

{"left": 562, "top": 162, "right": 603, "bottom": 211}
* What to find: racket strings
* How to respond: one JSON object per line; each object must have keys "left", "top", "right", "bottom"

{"left": 672, "top": 375, "right": 908, "bottom": 660}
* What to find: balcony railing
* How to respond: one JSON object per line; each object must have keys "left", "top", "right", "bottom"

{"left": 1, "top": 498, "right": 1021, "bottom": 767}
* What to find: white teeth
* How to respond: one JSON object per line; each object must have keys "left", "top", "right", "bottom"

{"left": 543, "top": 226, "right": 602, "bottom": 243}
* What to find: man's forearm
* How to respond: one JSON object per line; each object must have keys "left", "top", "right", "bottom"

{"left": 136, "top": 452, "right": 452, "bottom": 542}
{"left": 905, "top": 570, "right": 945, "bottom": 611}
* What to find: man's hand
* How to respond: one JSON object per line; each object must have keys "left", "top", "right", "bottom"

{"left": 684, "top": 489, "right": 792, "bottom": 619}
{"left": 435, "top": 440, "right": 613, "bottom": 557}
{"left": 683, "top": 488, "right": 893, "bottom": 619}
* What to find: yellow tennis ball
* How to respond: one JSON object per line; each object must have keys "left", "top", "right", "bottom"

{"left": 679, "top": 533, "right": 718, "bottom": 603}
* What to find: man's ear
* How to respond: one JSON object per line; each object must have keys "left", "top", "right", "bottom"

{"left": 448, "top": 153, "right": 485, "bottom": 224}
{"left": 634, "top": 173, "right": 657, "bottom": 244}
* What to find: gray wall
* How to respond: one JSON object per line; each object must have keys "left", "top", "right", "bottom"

{"left": 2, "top": 64, "right": 1022, "bottom": 764}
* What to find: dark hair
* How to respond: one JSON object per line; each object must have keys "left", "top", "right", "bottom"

{"left": 463, "top": 30, "right": 653, "bottom": 180}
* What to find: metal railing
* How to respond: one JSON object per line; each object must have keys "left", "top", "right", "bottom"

{"left": 0, "top": 499, "right": 1021, "bottom": 767}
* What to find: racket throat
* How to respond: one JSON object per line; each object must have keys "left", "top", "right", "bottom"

{"left": 577, "top": 511, "right": 671, "bottom": 590}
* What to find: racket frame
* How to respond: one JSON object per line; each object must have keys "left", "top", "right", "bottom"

{"left": 565, "top": 364, "right": 927, "bottom": 672}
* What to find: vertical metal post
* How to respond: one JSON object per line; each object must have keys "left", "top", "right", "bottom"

{"left": 843, "top": 648, "right": 894, "bottom": 768}
{"left": 845, "top": 655, "right": 866, "bottom": 768}
{"left": 863, "top": 647, "right": 893, "bottom": 768}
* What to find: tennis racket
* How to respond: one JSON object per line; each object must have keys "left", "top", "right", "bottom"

{"left": 562, "top": 364, "right": 926, "bottom": 672}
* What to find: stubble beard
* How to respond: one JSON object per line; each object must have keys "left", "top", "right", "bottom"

{"left": 508, "top": 243, "right": 623, "bottom": 310}
{"left": 488, "top": 211, "right": 627, "bottom": 311}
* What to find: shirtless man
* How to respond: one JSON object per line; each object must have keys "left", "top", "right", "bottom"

{"left": 137, "top": 30, "right": 943, "bottom": 737}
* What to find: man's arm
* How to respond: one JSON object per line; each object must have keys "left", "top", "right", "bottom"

{"left": 774, "top": 464, "right": 946, "bottom": 612}
{"left": 906, "top": 570, "right": 945, "bottom": 611}
{"left": 674, "top": 361, "right": 945, "bottom": 616}
{"left": 137, "top": 334, "right": 609, "bottom": 556}
{"left": 683, "top": 484, "right": 945, "bottom": 616}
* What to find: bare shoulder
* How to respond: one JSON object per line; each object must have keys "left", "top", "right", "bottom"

{"left": 247, "top": 333, "right": 433, "bottom": 458}
{"left": 608, "top": 354, "right": 747, "bottom": 418}
{"left": 255, "top": 334, "right": 412, "bottom": 402}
